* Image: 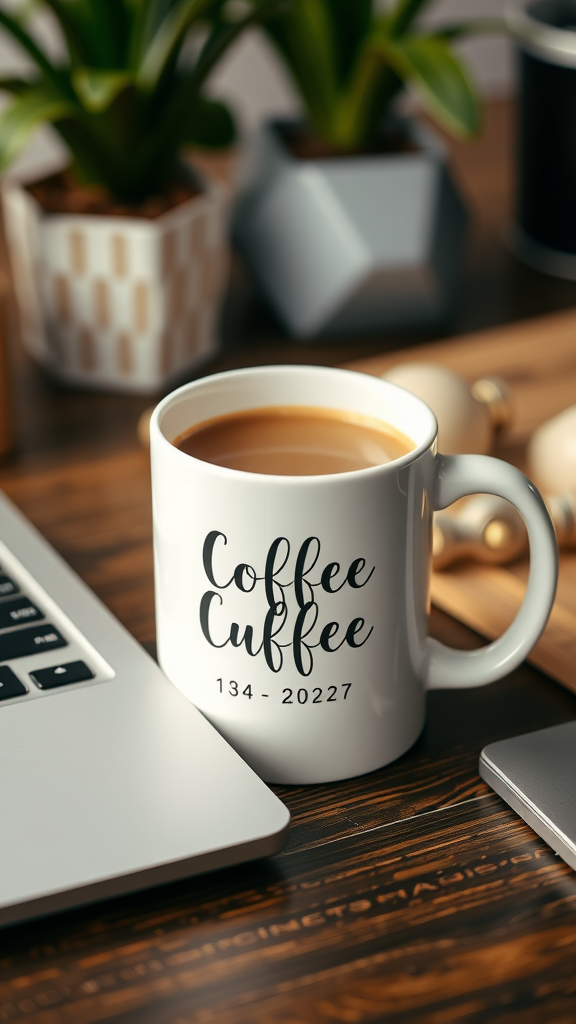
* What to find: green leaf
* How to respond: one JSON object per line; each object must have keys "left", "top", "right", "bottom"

{"left": 0, "top": 85, "right": 76, "bottom": 170}
{"left": 35, "top": 0, "right": 94, "bottom": 63}
{"left": 72, "top": 67, "right": 134, "bottom": 112}
{"left": 386, "top": 0, "right": 430, "bottom": 38}
{"left": 192, "top": 0, "right": 289, "bottom": 88}
{"left": 11, "top": 0, "right": 43, "bottom": 23}
{"left": 127, "top": 0, "right": 168, "bottom": 68}
{"left": 326, "top": 0, "right": 373, "bottom": 85}
{"left": 289, "top": 0, "right": 337, "bottom": 98}
{"left": 0, "top": 77, "right": 32, "bottom": 95}
{"left": 0, "top": 8, "right": 63, "bottom": 88}
{"left": 331, "top": 45, "right": 401, "bottom": 150}
{"left": 40, "top": 0, "right": 133, "bottom": 67}
{"left": 132, "top": 0, "right": 285, "bottom": 186}
{"left": 183, "top": 94, "right": 235, "bottom": 147}
{"left": 136, "top": 0, "right": 215, "bottom": 90}
{"left": 78, "top": 0, "right": 133, "bottom": 65}
{"left": 241, "top": 0, "right": 338, "bottom": 135}
{"left": 373, "top": 34, "right": 481, "bottom": 138}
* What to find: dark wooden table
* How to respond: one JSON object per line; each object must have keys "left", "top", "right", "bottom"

{"left": 2, "top": 99, "right": 576, "bottom": 1023}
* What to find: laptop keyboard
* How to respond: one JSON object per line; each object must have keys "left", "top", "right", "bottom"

{"left": 0, "top": 556, "right": 112, "bottom": 705}
{"left": 0, "top": 665, "right": 27, "bottom": 699}
{"left": 0, "top": 595, "right": 43, "bottom": 628}
{"left": 0, "top": 622, "right": 67, "bottom": 662}
{"left": 0, "top": 573, "right": 18, "bottom": 596}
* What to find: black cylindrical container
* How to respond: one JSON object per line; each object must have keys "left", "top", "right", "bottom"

{"left": 508, "top": 0, "right": 576, "bottom": 277}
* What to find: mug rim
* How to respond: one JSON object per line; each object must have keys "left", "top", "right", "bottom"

{"left": 506, "top": 0, "right": 576, "bottom": 66}
{"left": 150, "top": 364, "right": 438, "bottom": 484}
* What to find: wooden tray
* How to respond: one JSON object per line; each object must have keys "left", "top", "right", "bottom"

{"left": 346, "top": 307, "right": 576, "bottom": 694}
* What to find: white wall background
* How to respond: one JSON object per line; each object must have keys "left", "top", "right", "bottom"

{"left": 0, "top": 0, "right": 513, "bottom": 180}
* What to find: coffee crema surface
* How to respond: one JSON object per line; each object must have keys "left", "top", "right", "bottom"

{"left": 174, "top": 405, "right": 415, "bottom": 476}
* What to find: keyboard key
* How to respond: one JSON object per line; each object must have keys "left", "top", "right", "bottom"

{"left": 0, "top": 666, "right": 27, "bottom": 700}
{"left": 0, "top": 597, "right": 43, "bottom": 630}
{"left": 0, "top": 575, "right": 19, "bottom": 597}
{"left": 0, "top": 624, "right": 67, "bottom": 662}
{"left": 30, "top": 660, "right": 94, "bottom": 690}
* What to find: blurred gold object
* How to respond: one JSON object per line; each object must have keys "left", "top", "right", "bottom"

{"left": 433, "top": 491, "right": 576, "bottom": 571}
{"left": 0, "top": 297, "right": 13, "bottom": 459}
{"left": 433, "top": 495, "right": 528, "bottom": 570}
{"left": 484, "top": 518, "right": 515, "bottom": 551}
{"left": 470, "top": 376, "right": 512, "bottom": 433}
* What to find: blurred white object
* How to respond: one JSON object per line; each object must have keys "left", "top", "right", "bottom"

{"left": 382, "top": 362, "right": 510, "bottom": 454}
{"left": 527, "top": 405, "right": 576, "bottom": 496}
{"left": 433, "top": 490, "right": 576, "bottom": 570}
{"left": 545, "top": 492, "right": 576, "bottom": 547}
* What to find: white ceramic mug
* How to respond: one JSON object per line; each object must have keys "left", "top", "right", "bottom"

{"left": 150, "top": 365, "right": 557, "bottom": 784}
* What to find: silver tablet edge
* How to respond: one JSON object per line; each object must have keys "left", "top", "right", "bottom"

{"left": 479, "top": 749, "right": 576, "bottom": 871}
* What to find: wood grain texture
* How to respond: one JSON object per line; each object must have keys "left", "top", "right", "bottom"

{"left": 3, "top": 99, "right": 576, "bottom": 1023}
{"left": 0, "top": 299, "right": 13, "bottom": 459}
{"left": 0, "top": 448, "right": 155, "bottom": 644}
{"left": 3, "top": 785, "right": 576, "bottom": 1024}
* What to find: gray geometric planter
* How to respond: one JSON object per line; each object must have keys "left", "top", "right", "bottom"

{"left": 232, "top": 120, "right": 468, "bottom": 339}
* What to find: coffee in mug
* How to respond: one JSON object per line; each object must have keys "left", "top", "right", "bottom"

{"left": 174, "top": 405, "right": 415, "bottom": 475}
{"left": 151, "top": 366, "right": 557, "bottom": 784}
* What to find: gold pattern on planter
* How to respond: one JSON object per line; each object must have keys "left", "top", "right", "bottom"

{"left": 21, "top": 293, "right": 38, "bottom": 336}
{"left": 111, "top": 235, "right": 128, "bottom": 277}
{"left": 160, "top": 330, "right": 172, "bottom": 377}
{"left": 69, "top": 231, "right": 87, "bottom": 274}
{"left": 47, "top": 323, "right": 65, "bottom": 362}
{"left": 53, "top": 274, "right": 71, "bottom": 323}
{"left": 162, "top": 232, "right": 176, "bottom": 277}
{"left": 204, "top": 252, "right": 220, "bottom": 302}
{"left": 94, "top": 278, "right": 110, "bottom": 329}
{"left": 134, "top": 282, "right": 149, "bottom": 333}
{"left": 214, "top": 253, "right": 224, "bottom": 299}
{"left": 117, "top": 332, "right": 132, "bottom": 375}
{"left": 185, "top": 310, "right": 200, "bottom": 358}
{"left": 189, "top": 217, "right": 205, "bottom": 264}
{"left": 170, "top": 269, "right": 185, "bottom": 321}
{"left": 79, "top": 326, "right": 96, "bottom": 371}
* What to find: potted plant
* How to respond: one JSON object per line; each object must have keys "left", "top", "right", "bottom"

{"left": 233, "top": 0, "right": 495, "bottom": 338}
{"left": 0, "top": 0, "right": 281, "bottom": 392}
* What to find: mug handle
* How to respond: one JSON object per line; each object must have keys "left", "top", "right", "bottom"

{"left": 426, "top": 454, "right": 558, "bottom": 689}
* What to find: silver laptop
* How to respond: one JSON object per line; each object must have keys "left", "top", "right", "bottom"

{"left": 0, "top": 489, "right": 290, "bottom": 928}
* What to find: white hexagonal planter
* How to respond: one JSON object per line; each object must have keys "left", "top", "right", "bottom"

{"left": 2, "top": 174, "right": 229, "bottom": 393}
{"left": 233, "top": 120, "right": 467, "bottom": 338}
